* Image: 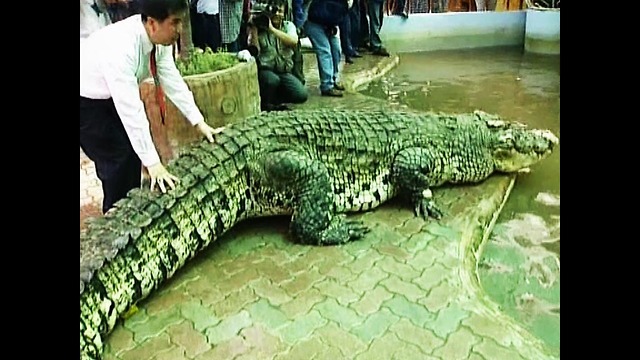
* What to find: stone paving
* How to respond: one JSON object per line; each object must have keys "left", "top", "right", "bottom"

{"left": 81, "top": 51, "right": 558, "bottom": 360}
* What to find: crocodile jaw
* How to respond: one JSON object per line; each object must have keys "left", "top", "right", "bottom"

{"left": 493, "top": 129, "right": 558, "bottom": 173}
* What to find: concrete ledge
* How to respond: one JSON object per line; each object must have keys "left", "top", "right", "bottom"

{"left": 380, "top": 11, "right": 526, "bottom": 53}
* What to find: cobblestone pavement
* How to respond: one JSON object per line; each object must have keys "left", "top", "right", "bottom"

{"left": 81, "top": 51, "right": 558, "bottom": 360}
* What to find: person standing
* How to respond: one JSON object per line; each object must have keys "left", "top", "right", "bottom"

{"left": 80, "top": 0, "right": 111, "bottom": 41}
{"left": 80, "top": 0, "right": 222, "bottom": 214}
{"left": 220, "top": 0, "right": 245, "bottom": 52}
{"left": 192, "top": 0, "right": 222, "bottom": 51}
{"left": 367, "top": 0, "right": 390, "bottom": 56}
{"left": 304, "top": 0, "right": 351, "bottom": 97}
{"left": 338, "top": 1, "right": 361, "bottom": 64}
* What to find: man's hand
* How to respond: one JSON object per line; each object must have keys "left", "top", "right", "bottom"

{"left": 195, "top": 120, "right": 225, "bottom": 143}
{"left": 146, "top": 163, "right": 179, "bottom": 193}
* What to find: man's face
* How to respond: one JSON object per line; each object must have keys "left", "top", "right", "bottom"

{"left": 270, "top": 5, "right": 285, "bottom": 28}
{"left": 148, "top": 13, "right": 184, "bottom": 45}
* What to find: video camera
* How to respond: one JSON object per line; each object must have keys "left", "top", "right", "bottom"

{"left": 249, "top": 2, "right": 279, "bottom": 30}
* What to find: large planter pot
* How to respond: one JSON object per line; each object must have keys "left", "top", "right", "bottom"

{"left": 141, "top": 60, "right": 261, "bottom": 163}
{"left": 524, "top": 8, "right": 560, "bottom": 55}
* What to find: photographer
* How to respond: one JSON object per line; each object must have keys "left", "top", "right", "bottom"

{"left": 247, "top": 0, "right": 308, "bottom": 112}
{"left": 304, "top": 0, "right": 351, "bottom": 97}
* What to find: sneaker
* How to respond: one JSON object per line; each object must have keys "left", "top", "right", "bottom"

{"left": 321, "top": 88, "right": 343, "bottom": 97}
{"left": 334, "top": 82, "right": 346, "bottom": 91}
{"left": 345, "top": 57, "right": 354, "bottom": 64}
{"left": 372, "top": 47, "right": 390, "bottom": 57}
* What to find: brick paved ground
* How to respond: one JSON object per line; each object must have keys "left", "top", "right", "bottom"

{"left": 82, "top": 52, "right": 558, "bottom": 360}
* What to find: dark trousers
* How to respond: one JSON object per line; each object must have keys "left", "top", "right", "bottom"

{"left": 291, "top": 40, "right": 306, "bottom": 85}
{"left": 393, "top": 0, "right": 407, "bottom": 14}
{"left": 368, "top": 0, "right": 385, "bottom": 49}
{"left": 193, "top": 13, "right": 221, "bottom": 52}
{"left": 223, "top": 40, "right": 239, "bottom": 53}
{"left": 257, "top": 70, "right": 308, "bottom": 108}
{"left": 357, "top": 0, "right": 370, "bottom": 48}
{"left": 339, "top": 13, "right": 356, "bottom": 57}
{"left": 79, "top": 96, "right": 141, "bottom": 214}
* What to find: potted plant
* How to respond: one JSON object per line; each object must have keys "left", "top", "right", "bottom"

{"left": 140, "top": 4, "right": 261, "bottom": 163}
{"left": 524, "top": 0, "right": 560, "bottom": 54}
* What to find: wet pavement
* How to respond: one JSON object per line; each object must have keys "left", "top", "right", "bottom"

{"left": 81, "top": 50, "right": 558, "bottom": 360}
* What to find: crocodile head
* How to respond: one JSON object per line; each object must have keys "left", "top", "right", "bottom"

{"left": 476, "top": 111, "right": 559, "bottom": 173}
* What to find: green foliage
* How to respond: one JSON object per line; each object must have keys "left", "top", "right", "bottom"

{"left": 176, "top": 47, "right": 240, "bottom": 77}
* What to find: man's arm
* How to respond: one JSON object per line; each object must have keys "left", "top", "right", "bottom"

{"left": 155, "top": 45, "right": 222, "bottom": 143}
{"left": 154, "top": 45, "right": 205, "bottom": 127}
{"left": 269, "top": 20, "right": 298, "bottom": 48}
{"left": 101, "top": 49, "right": 162, "bottom": 168}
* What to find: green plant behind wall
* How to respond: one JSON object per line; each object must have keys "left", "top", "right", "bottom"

{"left": 176, "top": 47, "right": 240, "bottom": 77}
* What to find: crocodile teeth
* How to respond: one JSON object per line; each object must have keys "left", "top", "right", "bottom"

{"left": 518, "top": 168, "right": 531, "bottom": 174}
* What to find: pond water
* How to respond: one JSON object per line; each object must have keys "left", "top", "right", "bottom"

{"left": 359, "top": 46, "right": 560, "bottom": 354}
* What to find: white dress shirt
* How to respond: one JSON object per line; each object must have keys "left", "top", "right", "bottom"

{"left": 80, "top": 0, "right": 110, "bottom": 40}
{"left": 80, "top": 15, "right": 204, "bottom": 167}
{"left": 197, "top": 0, "right": 220, "bottom": 15}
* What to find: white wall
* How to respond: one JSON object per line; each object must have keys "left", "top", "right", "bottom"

{"left": 379, "top": 11, "right": 527, "bottom": 53}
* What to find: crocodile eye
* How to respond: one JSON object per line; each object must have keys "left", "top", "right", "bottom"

{"left": 498, "top": 133, "right": 514, "bottom": 148}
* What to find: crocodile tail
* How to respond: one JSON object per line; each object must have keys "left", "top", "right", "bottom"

{"left": 80, "top": 134, "right": 250, "bottom": 359}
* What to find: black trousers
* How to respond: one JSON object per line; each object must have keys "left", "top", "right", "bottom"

{"left": 79, "top": 96, "right": 141, "bottom": 214}
{"left": 193, "top": 13, "right": 221, "bottom": 52}
{"left": 257, "top": 70, "right": 308, "bottom": 108}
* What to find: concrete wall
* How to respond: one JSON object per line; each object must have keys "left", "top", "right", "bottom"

{"left": 524, "top": 9, "right": 560, "bottom": 54}
{"left": 379, "top": 11, "right": 527, "bottom": 53}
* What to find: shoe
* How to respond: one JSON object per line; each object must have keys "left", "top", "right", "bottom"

{"left": 345, "top": 57, "right": 354, "bottom": 64}
{"left": 273, "top": 104, "right": 291, "bottom": 111}
{"left": 351, "top": 51, "right": 363, "bottom": 58}
{"left": 321, "top": 88, "right": 343, "bottom": 97}
{"left": 262, "top": 103, "right": 291, "bottom": 112}
{"left": 372, "top": 47, "right": 390, "bottom": 57}
{"left": 334, "top": 82, "right": 345, "bottom": 91}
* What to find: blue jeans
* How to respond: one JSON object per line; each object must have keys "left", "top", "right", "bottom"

{"left": 304, "top": 20, "right": 342, "bottom": 92}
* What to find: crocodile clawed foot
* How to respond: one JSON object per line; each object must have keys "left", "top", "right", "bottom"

{"left": 414, "top": 199, "right": 444, "bottom": 220}
{"left": 345, "top": 219, "right": 370, "bottom": 240}
{"left": 317, "top": 216, "right": 370, "bottom": 245}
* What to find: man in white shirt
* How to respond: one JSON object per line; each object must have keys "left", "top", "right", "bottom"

{"left": 80, "top": 0, "right": 111, "bottom": 41}
{"left": 80, "top": 0, "right": 222, "bottom": 214}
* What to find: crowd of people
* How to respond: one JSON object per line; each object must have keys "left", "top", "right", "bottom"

{"left": 80, "top": 0, "right": 399, "bottom": 214}
{"left": 80, "top": 0, "right": 524, "bottom": 215}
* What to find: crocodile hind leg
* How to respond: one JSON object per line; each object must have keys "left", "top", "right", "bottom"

{"left": 391, "top": 147, "right": 445, "bottom": 220}
{"left": 257, "top": 150, "right": 369, "bottom": 245}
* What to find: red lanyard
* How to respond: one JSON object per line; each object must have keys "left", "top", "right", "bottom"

{"left": 149, "top": 45, "right": 166, "bottom": 125}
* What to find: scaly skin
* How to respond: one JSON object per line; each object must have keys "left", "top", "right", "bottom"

{"left": 80, "top": 109, "right": 558, "bottom": 359}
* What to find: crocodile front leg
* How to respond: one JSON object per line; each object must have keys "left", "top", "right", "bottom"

{"left": 392, "top": 147, "right": 445, "bottom": 220}
{"left": 257, "top": 150, "right": 369, "bottom": 245}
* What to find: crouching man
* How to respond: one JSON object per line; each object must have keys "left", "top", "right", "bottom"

{"left": 247, "top": 0, "right": 308, "bottom": 111}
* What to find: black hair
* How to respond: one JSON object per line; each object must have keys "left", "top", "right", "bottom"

{"left": 140, "top": 0, "right": 188, "bottom": 22}
{"left": 256, "top": 0, "right": 288, "bottom": 12}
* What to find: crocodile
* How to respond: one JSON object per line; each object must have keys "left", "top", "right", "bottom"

{"left": 79, "top": 109, "right": 558, "bottom": 359}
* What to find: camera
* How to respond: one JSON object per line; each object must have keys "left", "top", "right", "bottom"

{"left": 250, "top": 3, "right": 279, "bottom": 30}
